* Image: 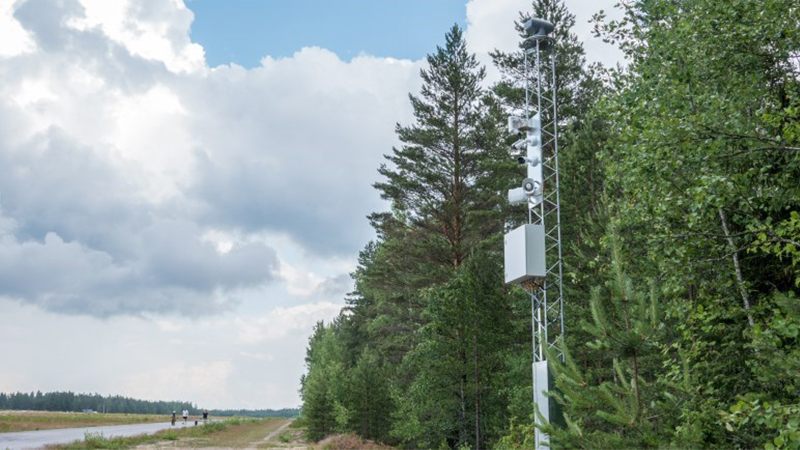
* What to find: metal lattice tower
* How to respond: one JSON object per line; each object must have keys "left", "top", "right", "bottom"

{"left": 525, "top": 21, "right": 564, "bottom": 368}
{"left": 502, "top": 17, "right": 562, "bottom": 449}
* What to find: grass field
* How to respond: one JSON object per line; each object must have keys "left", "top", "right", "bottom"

{"left": 0, "top": 411, "right": 171, "bottom": 433}
{"left": 48, "top": 417, "right": 290, "bottom": 449}
{"left": 1, "top": 412, "right": 388, "bottom": 449}
{"left": 178, "top": 417, "right": 286, "bottom": 448}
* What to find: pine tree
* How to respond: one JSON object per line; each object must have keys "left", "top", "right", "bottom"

{"left": 534, "top": 227, "right": 686, "bottom": 449}
{"left": 343, "top": 347, "right": 393, "bottom": 442}
{"left": 391, "top": 250, "right": 513, "bottom": 449}
{"left": 372, "top": 23, "right": 503, "bottom": 279}
{"left": 300, "top": 322, "right": 346, "bottom": 441}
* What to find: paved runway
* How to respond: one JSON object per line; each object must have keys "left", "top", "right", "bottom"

{"left": 0, "top": 420, "right": 193, "bottom": 449}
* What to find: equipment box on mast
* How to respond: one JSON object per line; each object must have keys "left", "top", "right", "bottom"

{"left": 504, "top": 224, "right": 546, "bottom": 284}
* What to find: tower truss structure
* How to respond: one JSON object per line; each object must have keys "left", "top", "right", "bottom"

{"left": 503, "top": 17, "right": 563, "bottom": 449}
{"left": 524, "top": 20, "right": 564, "bottom": 368}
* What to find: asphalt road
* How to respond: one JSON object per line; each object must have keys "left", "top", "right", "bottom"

{"left": 0, "top": 420, "right": 196, "bottom": 449}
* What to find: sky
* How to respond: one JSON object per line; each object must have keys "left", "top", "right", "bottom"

{"left": 0, "top": 0, "right": 622, "bottom": 409}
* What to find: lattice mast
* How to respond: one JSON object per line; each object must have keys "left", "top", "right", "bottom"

{"left": 502, "top": 17, "right": 562, "bottom": 449}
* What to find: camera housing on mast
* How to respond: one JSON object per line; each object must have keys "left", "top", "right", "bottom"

{"left": 509, "top": 114, "right": 542, "bottom": 135}
{"left": 508, "top": 116, "right": 530, "bottom": 134}
{"left": 511, "top": 138, "right": 527, "bottom": 152}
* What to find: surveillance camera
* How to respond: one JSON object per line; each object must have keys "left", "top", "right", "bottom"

{"left": 512, "top": 139, "right": 527, "bottom": 151}
{"left": 515, "top": 155, "right": 541, "bottom": 167}
{"left": 508, "top": 187, "right": 526, "bottom": 205}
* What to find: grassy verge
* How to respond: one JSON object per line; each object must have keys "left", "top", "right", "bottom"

{"left": 259, "top": 427, "right": 308, "bottom": 449}
{"left": 0, "top": 411, "right": 171, "bottom": 433}
{"left": 183, "top": 417, "right": 285, "bottom": 448}
{"left": 260, "top": 419, "right": 393, "bottom": 450}
{"left": 49, "top": 417, "right": 287, "bottom": 449}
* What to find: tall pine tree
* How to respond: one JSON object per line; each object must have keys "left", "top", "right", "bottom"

{"left": 364, "top": 23, "right": 506, "bottom": 372}
{"left": 372, "top": 23, "right": 503, "bottom": 277}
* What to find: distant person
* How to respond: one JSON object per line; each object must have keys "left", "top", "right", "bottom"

{"left": 182, "top": 409, "right": 188, "bottom": 425}
{"left": 171, "top": 411, "right": 176, "bottom": 426}
{"left": 202, "top": 409, "right": 208, "bottom": 423}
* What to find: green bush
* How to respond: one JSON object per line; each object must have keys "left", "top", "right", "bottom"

{"left": 279, "top": 431, "right": 293, "bottom": 443}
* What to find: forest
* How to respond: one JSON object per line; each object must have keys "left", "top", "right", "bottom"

{"left": 299, "top": 0, "right": 800, "bottom": 448}
{"left": 0, "top": 391, "right": 299, "bottom": 418}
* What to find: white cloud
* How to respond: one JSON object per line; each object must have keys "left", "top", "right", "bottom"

{"left": 235, "top": 301, "right": 342, "bottom": 344}
{"left": 122, "top": 361, "right": 234, "bottom": 406}
{"left": 278, "top": 260, "right": 326, "bottom": 297}
{"left": 466, "top": 0, "right": 528, "bottom": 55}
{"left": 183, "top": 48, "right": 422, "bottom": 255}
{"left": 110, "top": 83, "right": 195, "bottom": 201}
{"left": 0, "top": 0, "right": 35, "bottom": 57}
{"left": 238, "top": 351, "right": 273, "bottom": 361}
{"left": 69, "top": 0, "right": 205, "bottom": 73}
{"left": 465, "top": 0, "right": 528, "bottom": 83}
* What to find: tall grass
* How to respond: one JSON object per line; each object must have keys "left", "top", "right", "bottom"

{"left": 50, "top": 417, "right": 266, "bottom": 449}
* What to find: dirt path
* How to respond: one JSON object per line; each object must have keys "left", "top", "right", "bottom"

{"left": 262, "top": 418, "right": 293, "bottom": 442}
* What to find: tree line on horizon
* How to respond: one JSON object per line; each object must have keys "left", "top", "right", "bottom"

{"left": 300, "top": 0, "right": 800, "bottom": 448}
{"left": 0, "top": 391, "right": 299, "bottom": 418}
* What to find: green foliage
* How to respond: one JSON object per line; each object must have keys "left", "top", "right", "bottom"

{"left": 300, "top": 322, "right": 347, "bottom": 442}
{"left": 80, "top": 432, "right": 128, "bottom": 449}
{"left": 300, "top": 0, "right": 800, "bottom": 448}
{"left": 372, "top": 23, "right": 504, "bottom": 279}
{"left": 278, "top": 430, "right": 294, "bottom": 443}
{"left": 0, "top": 391, "right": 195, "bottom": 415}
{"left": 536, "top": 227, "right": 687, "bottom": 448}
{"left": 722, "top": 399, "right": 800, "bottom": 450}
{"left": 391, "top": 251, "right": 513, "bottom": 449}
{"left": 751, "top": 211, "right": 800, "bottom": 287}
{"left": 343, "top": 347, "right": 393, "bottom": 441}
{"left": 719, "top": 292, "right": 800, "bottom": 449}
{"left": 589, "top": 0, "right": 800, "bottom": 447}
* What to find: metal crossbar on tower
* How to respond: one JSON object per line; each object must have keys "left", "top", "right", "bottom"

{"left": 502, "top": 17, "right": 562, "bottom": 450}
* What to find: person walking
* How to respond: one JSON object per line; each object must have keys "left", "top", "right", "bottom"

{"left": 182, "top": 409, "right": 188, "bottom": 425}
{"left": 171, "top": 411, "right": 176, "bottom": 426}
{"left": 202, "top": 409, "right": 208, "bottom": 423}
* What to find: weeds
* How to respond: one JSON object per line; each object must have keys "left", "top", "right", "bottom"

{"left": 49, "top": 417, "right": 274, "bottom": 449}
{"left": 278, "top": 431, "right": 293, "bottom": 443}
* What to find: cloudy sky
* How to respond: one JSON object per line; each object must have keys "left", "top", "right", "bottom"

{"left": 0, "top": 0, "right": 621, "bottom": 409}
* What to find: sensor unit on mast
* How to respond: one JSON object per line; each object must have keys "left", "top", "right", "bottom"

{"left": 523, "top": 18, "right": 554, "bottom": 38}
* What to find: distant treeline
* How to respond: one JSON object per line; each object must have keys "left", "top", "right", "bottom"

{"left": 0, "top": 391, "right": 299, "bottom": 418}
{"left": 206, "top": 408, "right": 299, "bottom": 418}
